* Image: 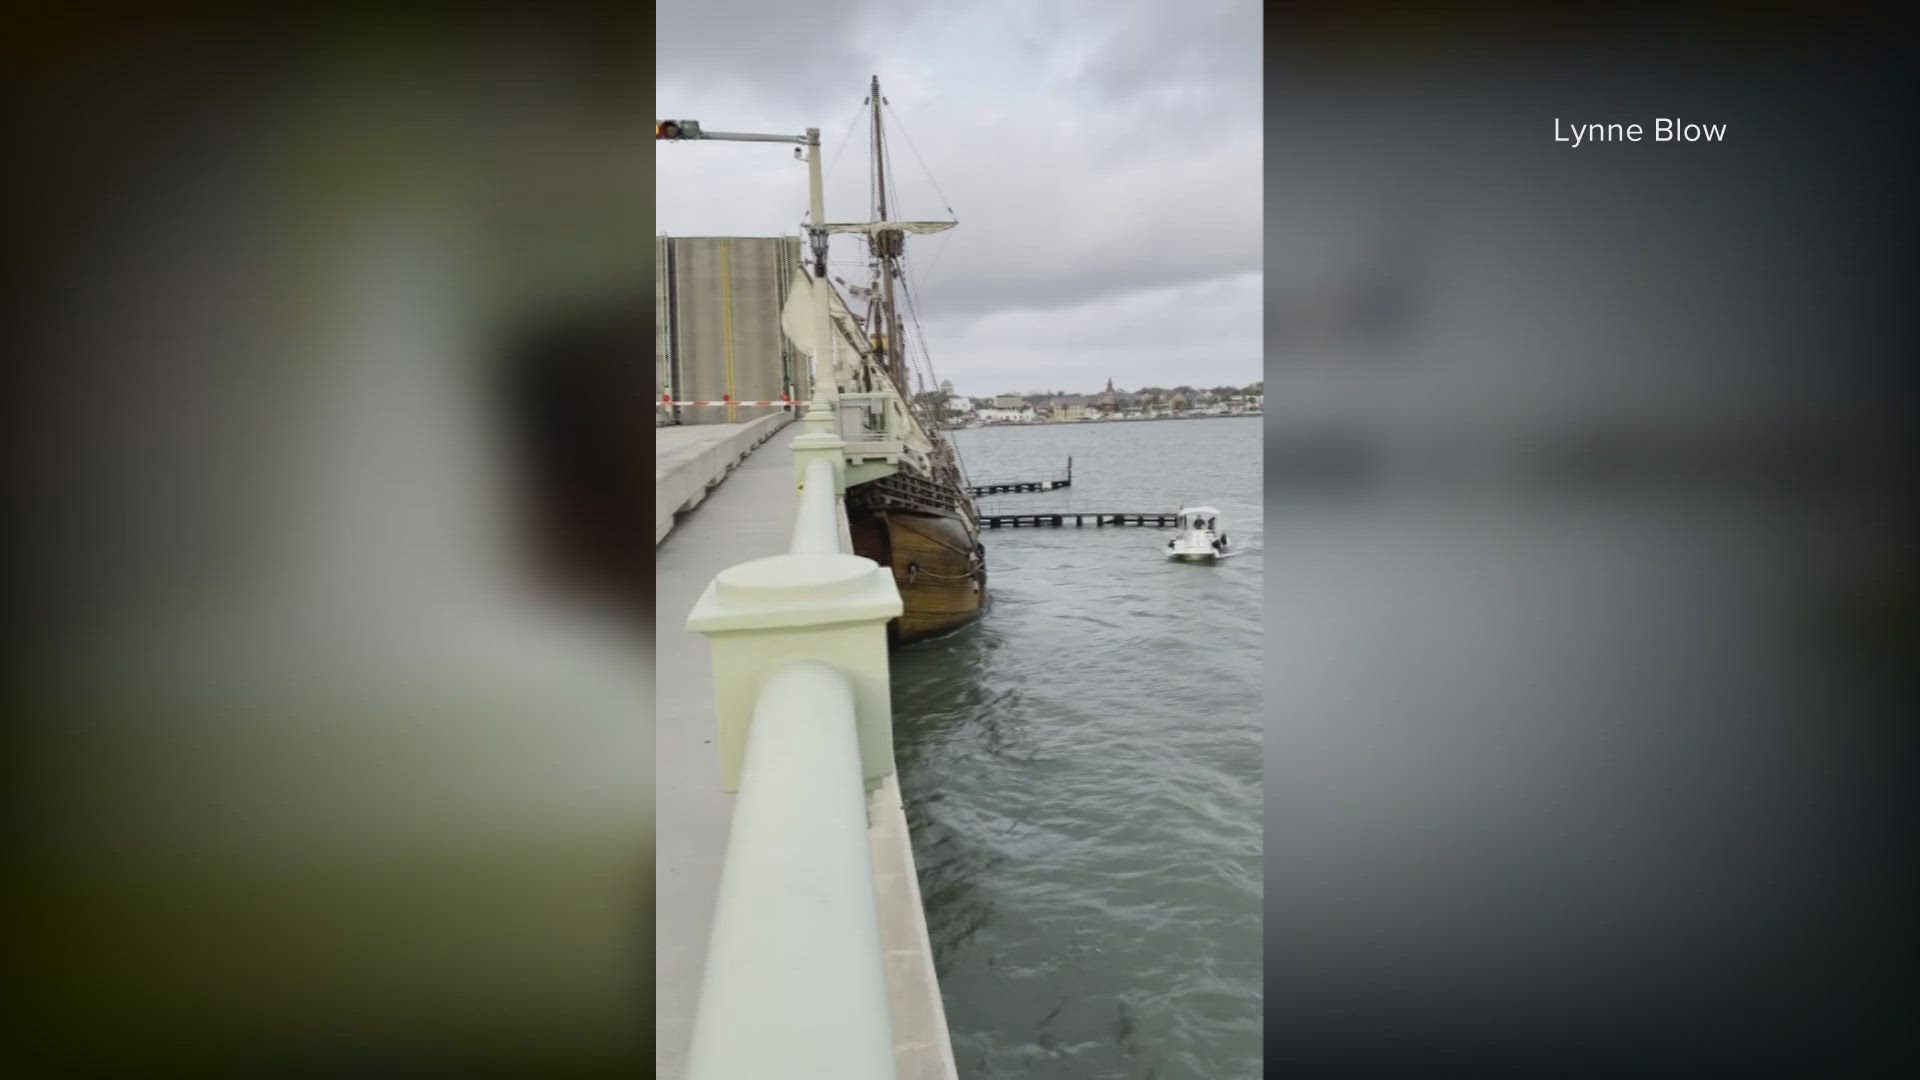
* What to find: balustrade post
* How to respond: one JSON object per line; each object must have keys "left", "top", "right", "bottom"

{"left": 791, "top": 398, "right": 848, "bottom": 492}
{"left": 686, "top": 550, "right": 902, "bottom": 791}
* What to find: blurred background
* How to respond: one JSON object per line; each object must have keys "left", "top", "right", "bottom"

{"left": 4, "top": 8, "right": 654, "bottom": 1076}
{"left": 10, "top": 7, "right": 1919, "bottom": 1078}
{"left": 1263, "top": 15, "right": 1919, "bottom": 1078}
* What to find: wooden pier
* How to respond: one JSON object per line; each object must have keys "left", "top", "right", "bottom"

{"left": 981, "top": 511, "right": 1176, "bottom": 528}
{"left": 966, "top": 457, "right": 1072, "bottom": 497}
{"left": 969, "top": 479, "right": 1069, "bottom": 495}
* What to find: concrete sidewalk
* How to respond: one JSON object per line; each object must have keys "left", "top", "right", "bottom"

{"left": 655, "top": 425, "right": 803, "bottom": 1078}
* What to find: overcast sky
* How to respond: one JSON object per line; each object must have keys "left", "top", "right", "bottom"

{"left": 656, "top": 0, "right": 1261, "bottom": 398}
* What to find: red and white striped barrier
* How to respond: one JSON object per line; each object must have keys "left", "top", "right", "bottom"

{"left": 660, "top": 395, "right": 794, "bottom": 408}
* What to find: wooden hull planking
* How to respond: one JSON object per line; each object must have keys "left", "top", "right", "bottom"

{"left": 848, "top": 505, "right": 986, "bottom": 647}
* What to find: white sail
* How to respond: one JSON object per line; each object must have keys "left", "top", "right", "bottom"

{"left": 820, "top": 220, "right": 956, "bottom": 236}
{"left": 779, "top": 268, "right": 870, "bottom": 373}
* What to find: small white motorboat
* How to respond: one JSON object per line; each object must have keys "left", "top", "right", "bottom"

{"left": 1166, "top": 506, "right": 1230, "bottom": 561}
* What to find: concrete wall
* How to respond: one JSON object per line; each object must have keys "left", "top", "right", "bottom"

{"left": 869, "top": 775, "right": 963, "bottom": 1080}
{"left": 659, "top": 236, "right": 801, "bottom": 425}
{"left": 655, "top": 412, "right": 794, "bottom": 544}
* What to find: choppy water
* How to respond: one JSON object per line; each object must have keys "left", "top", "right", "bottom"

{"left": 891, "top": 417, "right": 1263, "bottom": 1079}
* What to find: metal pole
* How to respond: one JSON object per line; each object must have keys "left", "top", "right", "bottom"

{"left": 661, "top": 120, "right": 844, "bottom": 470}
{"left": 803, "top": 127, "right": 838, "bottom": 433}
{"left": 694, "top": 130, "right": 810, "bottom": 144}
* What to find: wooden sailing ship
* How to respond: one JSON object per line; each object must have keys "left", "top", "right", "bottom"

{"left": 785, "top": 77, "right": 987, "bottom": 646}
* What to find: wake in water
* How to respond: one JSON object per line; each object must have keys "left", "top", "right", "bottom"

{"left": 1162, "top": 547, "right": 1248, "bottom": 559}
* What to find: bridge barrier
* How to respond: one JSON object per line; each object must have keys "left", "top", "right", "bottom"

{"left": 656, "top": 411, "right": 795, "bottom": 544}
{"left": 789, "top": 457, "right": 843, "bottom": 555}
{"left": 684, "top": 438, "right": 907, "bottom": 1079}
{"left": 680, "top": 661, "right": 895, "bottom": 1080}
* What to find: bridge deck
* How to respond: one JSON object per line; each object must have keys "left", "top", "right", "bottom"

{"left": 656, "top": 425, "right": 797, "bottom": 1078}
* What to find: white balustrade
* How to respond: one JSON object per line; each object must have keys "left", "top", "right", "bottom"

{"left": 682, "top": 661, "right": 895, "bottom": 1080}
{"left": 683, "top": 432, "right": 906, "bottom": 1080}
{"left": 790, "top": 457, "right": 843, "bottom": 555}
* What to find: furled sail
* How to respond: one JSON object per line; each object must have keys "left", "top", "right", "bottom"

{"left": 819, "top": 220, "right": 956, "bottom": 236}
{"left": 779, "top": 268, "right": 871, "bottom": 375}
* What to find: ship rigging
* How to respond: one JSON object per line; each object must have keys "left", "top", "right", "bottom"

{"left": 660, "top": 77, "right": 988, "bottom": 645}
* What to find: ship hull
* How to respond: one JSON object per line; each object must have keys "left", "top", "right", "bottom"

{"left": 848, "top": 504, "right": 987, "bottom": 647}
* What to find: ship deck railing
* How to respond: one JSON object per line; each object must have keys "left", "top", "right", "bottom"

{"left": 837, "top": 391, "right": 908, "bottom": 444}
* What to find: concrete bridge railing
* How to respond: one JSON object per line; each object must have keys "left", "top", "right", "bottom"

{"left": 684, "top": 451, "right": 905, "bottom": 1079}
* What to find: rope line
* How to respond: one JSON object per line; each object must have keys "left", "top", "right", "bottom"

{"left": 896, "top": 270, "right": 970, "bottom": 486}
{"left": 883, "top": 100, "right": 958, "bottom": 220}
{"left": 858, "top": 89, "right": 971, "bottom": 489}
{"left": 886, "top": 514, "right": 982, "bottom": 561}
{"left": 910, "top": 565, "right": 980, "bottom": 583}
{"left": 797, "top": 100, "right": 868, "bottom": 226}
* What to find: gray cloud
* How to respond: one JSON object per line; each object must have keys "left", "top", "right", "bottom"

{"left": 657, "top": 0, "right": 883, "bottom": 101}
{"left": 656, "top": 0, "right": 1262, "bottom": 396}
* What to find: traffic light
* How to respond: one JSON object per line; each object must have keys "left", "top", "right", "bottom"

{"left": 655, "top": 119, "right": 702, "bottom": 140}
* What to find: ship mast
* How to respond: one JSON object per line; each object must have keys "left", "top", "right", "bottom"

{"left": 870, "top": 76, "right": 909, "bottom": 399}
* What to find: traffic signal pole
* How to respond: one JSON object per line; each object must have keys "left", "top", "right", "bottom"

{"left": 660, "top": 121, "right": 843, "bottom": 473}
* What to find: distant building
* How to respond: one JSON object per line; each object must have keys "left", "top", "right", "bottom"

{"left": 1050, "top": 394, "right": 1093, "bottom": 421}
{"left": 992, "top": 393, "right": 1026, "bottom": 409}
{"left": 977, "top": 403, "right": 1035, "bottom": 423}
{"left": 1097, "top": 378, "right": 1121, "bottom": 415}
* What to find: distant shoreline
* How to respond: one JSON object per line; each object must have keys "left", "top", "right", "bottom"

{"left": 950, "top": 413, "right": 1262, "bottom": 430}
